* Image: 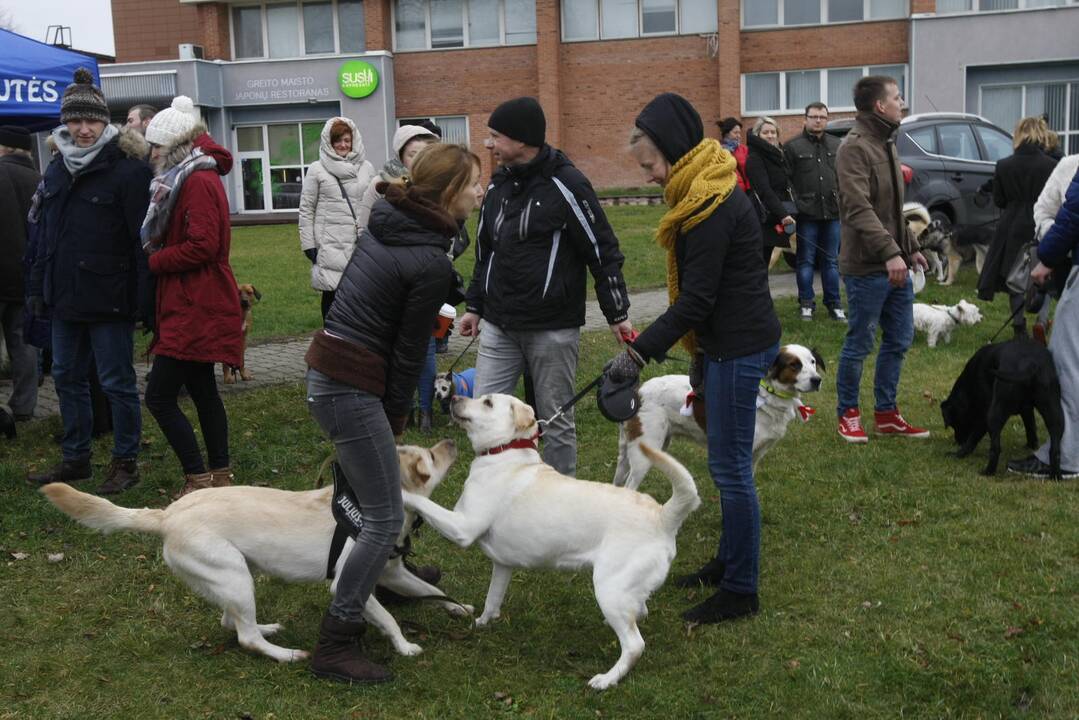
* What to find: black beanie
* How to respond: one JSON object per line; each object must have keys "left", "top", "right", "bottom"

{"left": 488, "top": 97, "right": 545, "bottom": 147}
{"left": 0, "top": 125, "right": 32, "bottom": 151}
{"left": 717, "top": 116, "right": 742, "bottom": 137}
{"left": 634, "top": 93, "right": 704, "bottom": 166}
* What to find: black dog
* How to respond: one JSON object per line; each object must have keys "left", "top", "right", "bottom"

{"left": 941, "top": 340, "right": 1064, "bottom": 479}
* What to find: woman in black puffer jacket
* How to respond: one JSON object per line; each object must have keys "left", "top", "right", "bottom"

{"left": 303, "top": 143, "right": 482, "bottom": 685}
{"left": 745, "top": 116, "right": 795, "bottom": 263}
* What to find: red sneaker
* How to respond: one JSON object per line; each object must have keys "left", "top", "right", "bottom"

{"left": 838, "top": 408, "right": 869, "bottom": 444}
{"left": 874, "top": 409, "right": 930, "bottom": 438}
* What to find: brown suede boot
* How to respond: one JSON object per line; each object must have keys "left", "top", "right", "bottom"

{"left": 96, "top": 458, "right": 140, "bottom": 495}
{"left": 209, "top": 467, "right": 234, "bottom": 488}
{"left": 309, "top": 612, "right": 392, "bottom": 685}
{"left": 175, "top": 471, "right": 214, "bottom": 499}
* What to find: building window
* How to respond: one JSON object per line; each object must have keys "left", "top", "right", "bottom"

{"left": 937, "top": 0, "right": 1072, "bottom": 11}
{"left": 742, "top": 0, "right": 906, "bottom": 27}
{"left": 743, "top": 64, "right": 908, "bottom": 114}
{"left": 231, "top": 0, "right": 366, "bottom": 59}
{"left": 235, "top": 122, "right": 324, "bottom": 212}
{"left": 561, "top": 0, "right": 715, "bottom": 40}
{"left": 981, "top": 80, "right": 1079, "bottom": 154}
{"left": 392, "top": 0, "right": 535, "bottom": 50}
{"left": 397, "top": 115, "right": 470, "bottom": 145}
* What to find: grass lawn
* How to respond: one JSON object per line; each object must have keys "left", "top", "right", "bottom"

{"left": 228, "top": 204, "right": 669, "bottom": 343}
{"left": 3, "top": 252, "right": 1078, "bottom": 717}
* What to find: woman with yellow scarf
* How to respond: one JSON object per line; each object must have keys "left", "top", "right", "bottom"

{"left": 606, "top": 94, "right": 781, "bottom": 624}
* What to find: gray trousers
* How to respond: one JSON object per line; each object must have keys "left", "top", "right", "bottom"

{"left": 306, "top": 369, "right": 404, "bottom": 623}
{"left": 1, "top": 301, "right": 38, "bottom": 417}
{"left": 473, "top": 322, "right": 580, "bottom": 476}
{"left": 1037, "top": 266, "right": 1079, "bottom": 472}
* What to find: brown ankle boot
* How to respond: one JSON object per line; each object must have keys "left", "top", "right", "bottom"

{"left": 209, "top": 467, "right": 234, "bottom": 488}
{"left": 175, "top": 471, "right": 214, "bottom": 499}
{"left": 97, "top": 458, "right": 140, "bottom": 496}
{"left": 309, "top": 611, "right": 392, "bottom": 685}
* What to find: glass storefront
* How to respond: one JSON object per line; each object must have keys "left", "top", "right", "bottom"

{"left": 235, "top": 121, "right": 326, "bottom": 211}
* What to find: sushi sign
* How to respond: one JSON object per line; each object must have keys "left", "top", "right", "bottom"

{"left": 338, "top": 61, "right": 379, "bottom": 99}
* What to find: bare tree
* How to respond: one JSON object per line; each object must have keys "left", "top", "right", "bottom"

{"left": 0, "top": 6, "right": 18, "bottom": 32}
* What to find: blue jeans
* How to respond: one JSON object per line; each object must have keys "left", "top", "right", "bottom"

{"left": 704, "top": 343, "right": 778, "bottom": 595}
{"left": 51, "top": 319, "right": 141, "bottom": 460}
{"left": 417, "top": 338, "right": 436, "bottom": 413}
{"left": 796, "top": 219, "right": 842, "bottom": 309}
{"left": 836, "top": 273, "right": 914, "bottom": 416}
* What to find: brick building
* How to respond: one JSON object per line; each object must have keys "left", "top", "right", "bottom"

{"left": 102, "top": 0, "right": 1079, "bottom": 214}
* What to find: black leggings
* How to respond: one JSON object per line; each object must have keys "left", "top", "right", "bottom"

{"left": 145, "top": 355, "right": 229, "bottom": 474}
{"left": 321, "top": 290, "right": 336, "bottom": 321}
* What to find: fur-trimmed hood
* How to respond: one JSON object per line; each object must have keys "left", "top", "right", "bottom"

{"left": 159, "top": 125, "right": 233, "bottom": 175}
{"left": 117, "top": 126, "right": 149, "bottom": 160}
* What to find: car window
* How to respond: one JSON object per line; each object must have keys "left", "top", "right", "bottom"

{"left": 904, "top": 126, "right": 937, "bottom": 155}
{"left": 975, "top": 125, "right": 1014, "bottom": 162}
{"left": 936, "top": 123, "right": 981, "bottom": 161}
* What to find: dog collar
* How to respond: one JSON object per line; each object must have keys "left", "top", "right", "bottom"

{"left": 479, "top": 434, "right": 539, "bottom": 457}
{"left": 759, "top": 379, "right": 796, "bottom": 400}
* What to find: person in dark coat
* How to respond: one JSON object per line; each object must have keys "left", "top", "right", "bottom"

{"left": 303, "top": 143, "right": 483, "bottom": 685}
{"left": 744, "top": 116, "right": 796, "bottom": 264}
{"left": 27, "top": 69, "right": 152, "bottom": 492}
{"left": 977, "top": 116, "right": 1058, "bottom": 338}
{"left": 0, "top": 126, "right": 41, "bottom": 426}
{"left": 613, "top": 93, "right": 781, "bottom": 625}
{"left": 140, "top": 96, "right": 244, "bottom": 498}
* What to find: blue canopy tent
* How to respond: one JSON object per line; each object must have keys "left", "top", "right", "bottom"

{"left": 0, "top": 28, "right": 100, "bottom": 132}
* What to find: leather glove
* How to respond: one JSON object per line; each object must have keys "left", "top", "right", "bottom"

{"left": 688, "top": 352, "right": 705, "bottom": 392}
{"left": 606, "top": 348, "right": 644, "bottom": 384}
{"left": 27, "top": 296, "right": 46, "bottom": 319}
{"left": 304, "top": 248, "right": 318, "bottom": 264}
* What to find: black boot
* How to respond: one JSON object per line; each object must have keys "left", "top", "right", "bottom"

{"left": 97, "top": 458, "right": 140, "bottom": 495}
{"left": 681, "top": 588, "right": 759, "bottom": 624}
{"left": 419, "top": 410, "right": 433, "bottom": 434}
{"left": 673, "top": 555, "right": 725, "bottom": 588}
{"left": 309, "top": 612, "right": 392, "bottom": 685}
{"left": 1013, "top": 325, "right": 1028, "bottom": 340}
{"left": 28, "top": 457, "right": 93, "bottom": 485}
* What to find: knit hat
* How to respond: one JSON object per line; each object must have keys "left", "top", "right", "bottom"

{"left": 60, "top": 68, "right": 109, "bottom": 124}
{"left": 488, "top": 97, "right": 545, "bottom": 147}
{"left": 634, "top": 93, "right": 704, "bottom": 165}
{"left": 0, "top": 125, "right": 32, "bottom": 151}
{"left": 393, "top": 125, "right": 438, "bottom": 160}
{"left": 145, "top": 96, "right": 201, "bottom": 148}
{"left": 416, "top": 119, "right": 442, "bottom": 138}
{"left": 717, "top": 116, "right": 742, "bottom": 137}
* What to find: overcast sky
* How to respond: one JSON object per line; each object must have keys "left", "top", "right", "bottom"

{"left": 2, "top": 0, "right": 115, "bottom": 57}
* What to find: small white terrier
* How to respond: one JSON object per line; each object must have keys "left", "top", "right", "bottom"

{"left": 913, "top": 300, "right": 983, "bottom": 348}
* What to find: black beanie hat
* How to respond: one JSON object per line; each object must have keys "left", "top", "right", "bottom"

{"left": 717, "top": 116, "right": 742, "bottom": 137}
{"left": 0, "top": 125, "right": 32, "bottom": 151}
{"left": 488, "top": 97, "right": 545, "bottom": 147}
{"left": 634, "top": 93, "right": 704, "bottom": 166}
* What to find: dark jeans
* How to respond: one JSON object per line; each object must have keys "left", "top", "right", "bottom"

{"left": 703, "top": 343, "right": 778, "bottom": 595}
{"left": 321, "top": 290, "right": 336, "bottom": 321}
{"left": 145, "top": 355, "right": 230, "bottom": 474}
{"left": 836, "top": 272, "right": 914, "bottom": 416}
{"left": 307, "top": 369, "right": 404, "bottom": 623}
{"left": 51, "top": 319, "right": 140, "bottom": 461}
{"left": 1, "top": 301, "right": 37, "bottom": 416}
{"left": 797, "top": 219, "right": 842, "bottom": 309}
{"left": 417, "top": 337, "right": 436, "bottom": 412}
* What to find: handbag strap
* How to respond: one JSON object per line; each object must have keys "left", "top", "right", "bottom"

{"left": 335, "top": 177, "right": 357, "bottom": 222}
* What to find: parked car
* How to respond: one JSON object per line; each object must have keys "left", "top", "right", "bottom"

{"left": 827, "top": 112, "right": 1013, "bottom": 245}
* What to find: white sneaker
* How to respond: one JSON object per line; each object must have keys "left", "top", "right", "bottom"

{"left": 828, "top": 307, "right": 847, "bottom": 322}
{"left": 800, "top": 306, "right": 813, "bottom": 321}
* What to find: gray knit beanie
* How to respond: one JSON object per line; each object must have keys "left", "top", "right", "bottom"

{"left": 60, "top": 68, "right": 110, "bottom": 124}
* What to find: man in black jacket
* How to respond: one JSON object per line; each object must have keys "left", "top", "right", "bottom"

{"left": 0, "top": 126, "right": 41, "bottom": 426}
{"left": 784, "top": 102, "right": 845, "bottom": 322}
{"left": 459, "top": 97, "right": 633, "bottom": 475}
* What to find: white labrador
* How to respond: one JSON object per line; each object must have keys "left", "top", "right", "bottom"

{"left": 401, "top": 393, "right": 700, "bottom": 690}
{"left": 41, "top": 441, "right": 471, "bottom": 663}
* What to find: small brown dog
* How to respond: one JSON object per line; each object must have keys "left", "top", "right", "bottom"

{"left": 224, "top": 284, "right": 261, "bottom": 384}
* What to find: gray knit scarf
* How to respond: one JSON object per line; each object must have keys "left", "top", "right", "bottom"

{"left": 52, "top": 124, "right": 118, "bottom": 176}
{"left": 140, "top": 146, "right": 218, "bottom": 254}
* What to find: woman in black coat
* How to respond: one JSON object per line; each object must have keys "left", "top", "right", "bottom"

{"left": 977, "top": 117, "right": 1058, "bottom": 337}
{"left": 744, "top": 116, "right": 795, "bottom": 263}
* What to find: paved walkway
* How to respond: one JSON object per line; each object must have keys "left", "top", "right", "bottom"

{"left": 3, "top": 273, "right": 803, "bottom": 420}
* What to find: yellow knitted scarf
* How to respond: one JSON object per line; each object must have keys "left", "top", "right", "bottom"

{"left": 656, "top": 138, "right": 738, "bottom": 354}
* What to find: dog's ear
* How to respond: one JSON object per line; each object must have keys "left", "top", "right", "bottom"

{"left": 512, "top": 401, "right": 536, "bottom": 433}
{"left": 399, "top": 452, "right": 431, "bottom": 490}
{"left": 811, "top": 347, "right": 826, "bottom": 373}
{"left": 765, "top": 351, "right": 784, "bottom": 380}
{"left": 252, "top": 285, "right": 262, "bottom": 301}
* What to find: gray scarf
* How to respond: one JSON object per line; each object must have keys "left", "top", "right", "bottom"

{"left": 52, "top": 124, "right": 119, "bottom": 176}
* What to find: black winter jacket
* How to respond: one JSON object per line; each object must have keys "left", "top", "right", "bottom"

{"left": 325, "top": 197, "right": 454, "bottom": 423}
{"left": 0, "top": 154, "right": 40, "bottom": 302}
{"left": 465, "top": 145, "right": 630, "bottom": 330}
{"left": 29, "top": 130, "right": 152, "bottom": 323}
{"left": 783, "top": 129, "right": 841, "bottom": 220}
{"left": 978, "top": 142, "right": 1057, "bottom": 300}
{"left": 632, "top": 188, "right": 782, "bottom": 363}
{"left": 744, "top": 132, "right": 794, "bottom": 248}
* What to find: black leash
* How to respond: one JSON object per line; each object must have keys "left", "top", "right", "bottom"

{"left": 446, "top": 334, "right": 477, "bottom": 375}
{"left": 986, "top": 301, "right": 1027, "bottom": 344}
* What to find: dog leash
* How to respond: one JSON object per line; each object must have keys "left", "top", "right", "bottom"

{"left": 986, "top": 301, "right": 1027, "bottom": 344}
{"left": 446, "top": 334, "right": 477, "bottom": 375}
{"left": 537, "top": 373, "right": 605, "bottom": 434}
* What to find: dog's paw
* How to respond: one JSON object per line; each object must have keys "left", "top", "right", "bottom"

{"left": 474, "top": 613, "right": 498, "bottom": 628}
{"left": 223, "top": 375, "right": 236, "bottom": 385}
{"left": 396, "top": 641, "right": 423, "bottom": 657}
{"left": 283, "top": 649, "right": 309, "bottom": 663}
{"left": 587, "top": 672, "right": 619, "bottom": 691}
{"left": 258, "top": 623, "right": 284, "bottom": 636}
{"left": 979, "top": 467, "right": 999, "bottom": 477}
{"left": 447, "top": 603, "right": 474, "bottom": 617}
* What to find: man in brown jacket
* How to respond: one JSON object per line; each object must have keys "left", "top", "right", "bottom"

{"left": 835, "top": 75, "right": 929, "bottom": 444}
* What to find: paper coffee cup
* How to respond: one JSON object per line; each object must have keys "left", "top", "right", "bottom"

{"left": 433, "top": 303, "right": 456, "bottom": 338}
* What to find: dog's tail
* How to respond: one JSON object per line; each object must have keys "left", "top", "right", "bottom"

{"left": 640, "top": 443, "right": 701, "bottom": 534}
{"left": 40, "top": 483, "right": 165, "bottom": 536}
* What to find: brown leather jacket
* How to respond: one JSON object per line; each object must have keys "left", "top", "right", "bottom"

{"left": 836, "top": 112, "right": 920, "bottom": 276}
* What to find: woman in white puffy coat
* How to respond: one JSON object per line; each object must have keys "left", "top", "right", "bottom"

{"left": 299, "top": 117, "right": 377, "bottom": 319}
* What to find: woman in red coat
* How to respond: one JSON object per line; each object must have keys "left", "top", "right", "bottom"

{"left": 141, "top": 96, "right": 243, "bottom": 497}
